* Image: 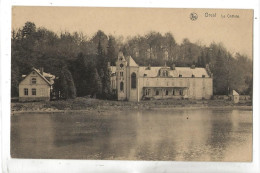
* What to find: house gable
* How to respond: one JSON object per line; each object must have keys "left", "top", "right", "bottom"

{"left": 19, "top": 69, "right": 52, "bottom": 86}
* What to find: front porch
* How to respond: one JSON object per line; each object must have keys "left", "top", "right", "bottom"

{"left": 143, "top": 87, "right": 189, "bottom": 100}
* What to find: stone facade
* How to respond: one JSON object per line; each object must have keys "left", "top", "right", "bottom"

{"left": 19, "top": 68, "right": 55, "bottom": 102}
{"left": 110, "top": 52, "right": 213, "bottom": 102}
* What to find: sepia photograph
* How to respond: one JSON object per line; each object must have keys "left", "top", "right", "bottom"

{"left": 10, "top": 6, "right": 254, "bottom": 163}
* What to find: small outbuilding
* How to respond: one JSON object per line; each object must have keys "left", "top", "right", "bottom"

{"left": 19, "top": 67, "right": 55, "bottom": 102}
{"left": 231, "top": 90, "right": 239, "bottom": 103}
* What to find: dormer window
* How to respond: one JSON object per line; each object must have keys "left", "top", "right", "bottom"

{"left": 159, "top": 68, "right": 169, "bottom": 77}
{"left": 31, "top": 78, "right": 37, "bottom": 84}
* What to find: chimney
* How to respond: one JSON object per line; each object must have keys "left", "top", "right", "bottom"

{"left": 205, "top": 64, "right": 209, "bottom": 69}
{"left": 40, "top": 67, "right": 44, "bottom": 75}
{"left": 171, "top": 64, "right": 176, "bottom": 70}
{"left": 191, "top": 64, "right": 195, "bottom": 69}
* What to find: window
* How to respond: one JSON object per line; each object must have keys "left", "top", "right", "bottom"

{"left": 179, "top": 74, "right": 182, "bottom": 78}
{"left": 161, "top": 70, "right": 169, "bottom": 77}
{"left": 131, "top": 73, "right": 136, "bottom": 89}
{"left": 166, "top": 90, "right": 168, "bottom": 95}
{"left": 24, "top": 88, "right": 28, "bottom": 96}
{"left": 192, "top": 74, "right": 195, "bottom": 78}
{"left": 163, "top": 71, "right": 166, "bottom": 76}
{"left": 179, "top": 89, "right": 183, "bottom": 96}
{"left": 120, "top": 72, "right": 124, "bottom": 76}
{"left": 145, "top": 89, "right": 150, "bottom": 96}
{"left": 120, "top": 82, "right": 124, "bottom": 92}
{"left": 159, "top": 69, "right": 169, "bottom": 77}
{"left": 202, "top": 75, "right": 205, "bottom": 78}
{"left": 156, "top": 90, "right": 159, "bottom": 95}
{"left": 120, "top": 64, "right": 124, "bottom": 68}
{"left": 31, "top": 78, "right": 37, "bottom": 84}
{"left": 32, "top": 88, "right": 36, "bottom": 95}
{"left": 172, "top": 90, "right": 175, "bottom": 95}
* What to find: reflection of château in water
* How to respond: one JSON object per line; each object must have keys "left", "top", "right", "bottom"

{"left": 109, "top": 52, "right": 213, "bottom": 101}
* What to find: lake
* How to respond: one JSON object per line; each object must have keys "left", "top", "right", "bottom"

{"left": 11, "top": 108, "right": 252, "bottom": 161}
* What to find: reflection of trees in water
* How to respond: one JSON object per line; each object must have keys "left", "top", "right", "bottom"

{"left": 133, "top": 110, "right": 178, "bottom": 160}
{"left": 11, "top": 115, "right": 21, "bottom": 157}
{"left": 12, "top": 110, "right": 251, "bottom": 160}
{"left": 11, "top": 114, "right": 56, "bottom": 158}
{"left": 172, "top": 109, "right": 212, "bottom": 161}
{"left": 50, "top": 112, "right": 138, "bottom": 159}
{"left": 206, "top": 109, "right": 233, "bottom": 161}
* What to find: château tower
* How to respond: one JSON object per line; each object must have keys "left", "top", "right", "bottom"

{"left": 116, "top": 52, "right": 127, "bottom": 100}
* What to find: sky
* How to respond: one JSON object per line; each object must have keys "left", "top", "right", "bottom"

{"left": 12, "top": 7, "right": 253, "bottom": 58}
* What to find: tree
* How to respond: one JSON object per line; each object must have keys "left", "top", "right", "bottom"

{"left": 21, "top": 22, "right": 36, "bottom": 38}
{"left": 164, "top": 32, "right": 177, "bottom": 61}
{"left": 54, "top": 67, "right": 76, "bottom": 99}
{"left": 92, "top": 68, "right": 102, "bottom": 98}
{"left": 107, "top": 35, "right": 117, "bottom": 65}
{"left": 197, "top": 56, "right": 201, "bottom": 67}
{"left": 91, "top": 30, "right": 108, "bottom": 55}
{"left": 213, "top": 50, "right": 228, "bottom": 94}
{"left": 200, "top": 51, "right": 206, "bottom": 67}
{"left": 11, "top": 61, "right": 20, "bottom": 97}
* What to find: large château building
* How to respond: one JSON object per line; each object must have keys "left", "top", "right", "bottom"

{"left": 109, "top": 52, "right": 213, "bottom": 102}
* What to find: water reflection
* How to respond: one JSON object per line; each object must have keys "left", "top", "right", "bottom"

{"left": 11, "top": 108, "right": 252, "bottom": 161}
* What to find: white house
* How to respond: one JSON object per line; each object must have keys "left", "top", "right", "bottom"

{"left": 19, "top": 67, "right": 55, "bottom": 101}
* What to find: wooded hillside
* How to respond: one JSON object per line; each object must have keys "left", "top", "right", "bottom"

{"left": 11, "top": 22, "right": 253, "bottom": 99}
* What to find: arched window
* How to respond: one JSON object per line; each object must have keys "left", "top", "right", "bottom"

{"left": 131, "top": 73, "right": 136, "bottom": 89}
{"left": 31, "top": 78, "right": 36, "bottom": 84}
{"left": 120, "top": 82, "right": 124, "bottom": 91}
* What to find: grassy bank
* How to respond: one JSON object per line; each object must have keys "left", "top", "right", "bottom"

{"left": 11, "top": 97, "right": 252, "bottom": 112}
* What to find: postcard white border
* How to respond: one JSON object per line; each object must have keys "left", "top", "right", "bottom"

{"left": 1, "top": 0, "right": 260, "bottom": 172}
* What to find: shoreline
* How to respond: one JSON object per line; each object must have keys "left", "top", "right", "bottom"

{"left": 11, "top": 97, "right": 252, "bottom": 114}
{"left": 11, "top": 105, "right": 252, "bottom": 114}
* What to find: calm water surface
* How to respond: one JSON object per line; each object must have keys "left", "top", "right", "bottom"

{"left": 11, "top": 108, "right": 252, "bottom": 161}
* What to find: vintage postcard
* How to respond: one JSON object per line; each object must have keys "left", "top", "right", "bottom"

{"left": 10, "top": 6, "right": 253, "bottom": 161}
{"left": 2, "top": 1, "right": 259, "bottom": 172}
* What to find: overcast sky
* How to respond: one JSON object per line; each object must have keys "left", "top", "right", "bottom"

{"left": 12, "top": 7, "right": 253, "bottom": 58}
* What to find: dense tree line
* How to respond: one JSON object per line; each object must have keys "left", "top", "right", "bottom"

{"left": 11, "top": 22, "right": 253, "bottom": 99}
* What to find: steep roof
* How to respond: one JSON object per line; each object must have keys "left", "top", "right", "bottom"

{"left": 139, "top": 66, "right": 210, "bottom": 78}
{"left": 139, "top": 67, "right": 163, "bottom": 77}
{"left": 126, "top": 56, "right": 138, "bottom": 67}
{"left": 173, "top": 67, "right": 209, "bottom": 77}
{"left": 232, "top": 90, "right": 239, "bottom": 96}
{"left": 21, "top": 68, "right": 55, "bottom": 86}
